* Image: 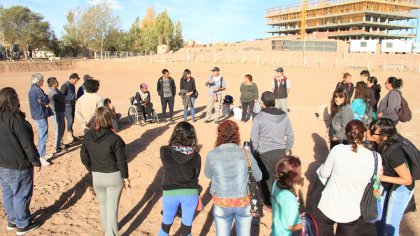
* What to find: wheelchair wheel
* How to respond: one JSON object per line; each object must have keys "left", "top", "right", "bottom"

{"left": 127, "top": 106, "right": 139, "bottom": 124}
{"left": 138, "top": 113, "right": 146, "bottom": 126}
{"left": 153, "top": 112, "right": 160, "bottom": 124}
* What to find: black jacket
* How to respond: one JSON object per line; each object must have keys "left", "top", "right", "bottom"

{"left": 160, "top": 146, "right": 201, "bottom": 191}
{"left": 0, "top": 111, "right": 41, "bottom": 170}
{"left": 157, "top": 77, "right": 176, "bottom": 97}
{"left": 81, "top": 129, "right": 129, "bottom": 178}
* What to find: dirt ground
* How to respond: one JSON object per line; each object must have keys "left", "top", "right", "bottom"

{"left": 0, "top": 58, "right": 419, "bottom": 236}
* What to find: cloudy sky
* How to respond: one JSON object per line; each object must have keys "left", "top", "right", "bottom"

{"left": 3, "top": 0, "right": 419, "bottom": 43}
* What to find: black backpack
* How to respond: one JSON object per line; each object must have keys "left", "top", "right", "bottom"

{"left": 387, "top": 134, "right": 420, "bottom": 179}
{"left": 362, "top": 102, "right": 373, "bottom": 128}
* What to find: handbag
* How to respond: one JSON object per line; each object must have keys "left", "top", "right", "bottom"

{"left": 242, "top": 148, "right": 264, "bottom": 218}
{"left": 360, "top": 151, "right": 381, "bottom": 222}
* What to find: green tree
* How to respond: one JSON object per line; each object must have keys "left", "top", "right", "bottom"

{"left": 126, "top": 17, "right": 142, "bottom": 53}
{"left": 156, "top": 10, "right": 174, "bottom": 51}
{"left": 171, "top": 20, "right": 184, "bottom": 51}
{"left": 62, "top": 10, "right": 81, "bottom": 56}
{"left": 140, "top": 6, "right": 158, "bottom": 54}
{"left": 0, "top": 6, "right": 52, "bottom": 58}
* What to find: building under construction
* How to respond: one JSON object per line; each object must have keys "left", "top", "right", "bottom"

{"left": 266, "top": 0, "right": 420, "bottom": 41}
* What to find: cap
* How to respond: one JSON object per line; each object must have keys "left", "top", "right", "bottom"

{"left": 83, "top": 74, "right": 93, "bottom": 81}
{"left": 275, "top": 67, "right": 284, "bottom": 73}
{"left": 140, "top": 83, "right": 149, "bottom": 89}
{"left": 210, "top": 67, "right": 220, "bottom": 72}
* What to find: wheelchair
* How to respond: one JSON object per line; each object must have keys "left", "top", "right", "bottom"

{"left": 127, "top": 97, "right": 159, "bottom": 126}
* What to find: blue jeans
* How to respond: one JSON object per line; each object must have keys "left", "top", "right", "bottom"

{"left": 34, "top": 118, "right": 48, "bottom": 157}
{"left": 376, "top": 185, "right": 414, "bottom": 236}
{"left": 64, "top": 104, "right": 74, "bottom": 132}
{"left": 213, "top": 204, "right": 252, "bottom": 236}
{"left": 159, "top": 194, "right": 198, "bottom": 236}
{"left": 0, "top": 167, "right": 34, "bottom": 228}
{"left": 183, "top": 96, "right": 196, "bottom": 121}
{"left": 52, "top": 112, "right": 65, "bottom": 150}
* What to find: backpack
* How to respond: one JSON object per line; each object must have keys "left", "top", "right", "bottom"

{"left": 387, "top": 91, "right": 412, "bottom": 122}
{"left": 300, "top": 212, "right": 319, "bottom": 236}
{"left": 386, "top": 134, "right": 420, "bottom": 180}
{"left": 362, "top": 102, "right": 373, "bottom": 128}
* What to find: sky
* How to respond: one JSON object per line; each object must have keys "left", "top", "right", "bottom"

{"left": 2, "top": 0, "right": 297, "bottom": 44}
{"left": 2, "top": 0, "right": 419, "bottom": 43}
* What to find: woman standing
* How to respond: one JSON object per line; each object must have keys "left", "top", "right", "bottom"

{"left": 159, "top": 121, "right": 201, "bottom": 236}
{"left": 351, "top": 81, "right": 369, "bottom": 121}
{"left": 180, "top": 69, "right": 197, "bottom": 122}
{"left": 367, "top": 118, "right": 414, "bottom": 235}
{"left": 80, "top": 107, "right": 130, "bottom": 236}
{"left": 318, "top": 120, "right": 382, "bottom": 236}
{"left": 377, "top": 77, "right": 403, "bottom": 124}
{"left": 0, "top": 87, "right": 41, "bottom": 235}
{"left": 205, "top": 120, "right": 262, "bottom": 236}
{"left": 328, "top": 87, "right": 354, "bottom": 150}
{"left": 271, "top": 156, "right": 304, "bottom": 236}
{"left": 239, "top": 74, "right": 258, "bottom": 122}
{"left": 366, "top": 76, "right": 381, "bottom": 120}
{"left": 336, "top": 72, "right": 354, "bottom": 99}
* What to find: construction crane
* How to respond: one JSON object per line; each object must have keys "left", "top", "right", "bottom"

{"left": 300, "top": 0, "right": 307, "bottom": 39}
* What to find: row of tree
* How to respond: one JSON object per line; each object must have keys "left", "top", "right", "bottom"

{"left": 0, "top": 3, "right": 184, "bottom": 58}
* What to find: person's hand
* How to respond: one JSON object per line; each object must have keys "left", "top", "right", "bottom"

{"left": 377, "top": 112, "right": 383, "bottom": 118}
{"left": 377, "top": 167, "right": 383, "bottom": 181}
{"left": 186, "top": 92, "right": 193, "bottom": 96}
{"left": 325, "top": 132, "right": 330, "bottom": 143}
{"left": 123, "top": 179, "right": 131, "bottom": 191}
{"left": 34, "top": 166, "right": 41, "bottom": 172}
{"left": 285, "top": 149, "right": 292, "bottom": 156}
{"left": 205, "top": 81, "right": 210, "bottom": 86}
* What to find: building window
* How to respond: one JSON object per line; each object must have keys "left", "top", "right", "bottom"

{"left": 386, "top": 42, "right": 393, "bottom": 48}
{"left": 361, "top": 42, "right": 367, "bottom": 47}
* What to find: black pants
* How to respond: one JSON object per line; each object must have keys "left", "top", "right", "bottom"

{"left": 241, "top": 102, "right": 255, "bottom": 121}
{"left": 138, "top": 103, "right": 153, "bottom": 120}
{"left": 315, "top": 208, "right": 358, "bottom": 236}
{"left": 160, "top": 96, "right": 174, "bottom": 119}
{"left": 259, "top": 149, "right": 285, "bottom": 205}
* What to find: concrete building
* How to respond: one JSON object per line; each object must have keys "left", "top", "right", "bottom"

{"left": 266, "top": 0, "right": 420, "bottom": 41}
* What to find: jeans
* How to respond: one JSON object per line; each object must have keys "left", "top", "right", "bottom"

{"left": 183, "top": 96, "right": 196, "bottom": 121}
{"left": 213, "top": 204, "right": 252, "bottom": 236}
{"left": 159, "top": 194, "right": 198, "bottom": 236}
{"left": 52, "top": 112, "right": 65, "bottom": 150}
{"left": 0, "top": 167, "right": 34, "bottom": 228}
{"left": 275, "top": 98, "right": 288, "bottom": 114}
{"left": 376, "top": 185, "right": 414, "bottom": 236}
{"left": 34, "top": 118, "right": 48, "bottom": 157}
{"left": 241, "top": 101, "right": 255, "bottom": 121}
{"left": 64, "top": 104, "right": 75, "bottom": 132}
{"left": 92, "top": 171, "right": 123, "bottom": 236}
{"left": 160, "top": 96, "right": 174, "bottom": 119}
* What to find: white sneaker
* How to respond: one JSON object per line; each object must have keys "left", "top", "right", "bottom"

{"left": 44, "top": 153, "right": 53, "bottom": 159}
{"left": 40, "top": 157, "right": 51, "bottom": 166}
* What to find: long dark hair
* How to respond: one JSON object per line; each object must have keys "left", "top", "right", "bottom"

{"left": 330, "top": 87, "right": 349, "bottom": 118}
{"left": 345, "top": 120, "right": 367, "bottom": 153}
{"left": 387, "top": 77, "right": 403, "bottom": 89}
{"left": 369, "top": 118, "right": 398, "bottom": 154}
{"left": 275, "top": 155, "right": 304, "bottom": 194}
{"left": 367, "top": 76, "right": 381, "bottom": 102}
{"left": 182, "top": 69, "right": 191, "bottom": 80}
{"left": 354, "top": 81, "right": 368, "bottom": 103}
{"left": 169, "top": 121, "right": 198, "bottom": 149}
{"left": 90, "top": 107, "right": 113, "bottom": 131}
{"left": 0, "top": 87, "right": 23, "bottom": 120}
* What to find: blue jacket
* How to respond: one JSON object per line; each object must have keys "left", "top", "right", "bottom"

{"left": 205, "top": 143, "right": 262, "bottom": 198}
{"left": 351, "top": 98, "right": 366, "bottom": 121}
{"left": 28, "top": 84, "right": 50, "bottom": 120}
{"left": 60, "top": 81, "right": 76, "bottom": 104}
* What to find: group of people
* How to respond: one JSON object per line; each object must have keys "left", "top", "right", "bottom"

{"left": 0, "top": 66, "right": 416, "bottom": 236}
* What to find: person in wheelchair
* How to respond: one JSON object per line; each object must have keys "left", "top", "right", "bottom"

{"left": 134, "top": 83, "right": 154, "bottom": 122}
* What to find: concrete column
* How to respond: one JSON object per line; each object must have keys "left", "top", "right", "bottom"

{"left": 378, "top": 17, "right": 380, "bottom": 22}
{"left": 363, "top": 15, "right": 366, "bottom": 21}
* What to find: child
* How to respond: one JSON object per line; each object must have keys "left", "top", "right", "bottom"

{"left": 271, "top": 155, "right": 304, "bottom": 236}
{"left": 135, "top": 83, "right": 153, "bottom": 121}
{"left": 104, "top": 98, "right": 121, "bottom": 131}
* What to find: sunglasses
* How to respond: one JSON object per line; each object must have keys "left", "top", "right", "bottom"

{"left": 369, "top": 129, "right": 381, "bottom": 136}
{"left": 334, "top": 94, "right": 344, "bottom": 98}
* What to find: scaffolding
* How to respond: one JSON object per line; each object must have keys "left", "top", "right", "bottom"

{"left": 266, "top": 0, "right": 420, "bottom": 41}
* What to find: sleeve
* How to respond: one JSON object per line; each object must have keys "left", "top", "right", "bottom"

{"left": 254, "top": 84, "right": 259, "bottom": 100}
{"left": 336, "top": 108, "right": 354, "bottom": 141}
{"left": 195, "top": 152, "right": 201, "bottom": 178}
{"left": 192, "top": 79, "right": 196, "bottom": 92}
{"left": 249, "top": 151, "right": 262, "bottom": 182}
{"left": 12, "top": 118, "right": 40, "bottom": 166}
{"left": 38, "top": 88, "right": 50, "bottom": 105}
{"left": 250, "top": 117, "right": 261, "bottom": 153}
{"left": 381, "top": 92, "right": 401, "bottom": 116}
{"left": 285, "top": 117, "right": 294, "bottom": 149}
{"left": 387, "top": 146, "right": 406, "bottom": 170}
{"left": 221, "top": 77, "right": 226, "bottom": 89}
{"left": 114, "top": 137, "right": 129, "bottom": 178}
{"left": 157, "top": 79, "right": 161, "bottom": 96}
{"left": 171, "top": 78, "right": 176, "bottom": 96}
{"left": 80, "top": 141, "right": 92, "bottom": 171}
{"left": 272, "top": 79, "right": 275, "bottom": 90}
{"left": 53, "top": 92, "right": 65, "bottom": 103}
{"left": 134, "top": 92, "right": 140, "bottom": 104}
{"left": 284, "top": 193, "right": 301, "bottom": 227}
{"left": 97, "top": 97, "right": 104, "bottom": 108}
{"left": 368, "top": 89, "right": 377, "bottom": 108}
{"left": 60, "top": 83, "right": 68, "bottom": 96}
{"left": 286, "top": 78, "right": 292, "bottom": 89}
{"left": 145, "top": 92, "right": 151, "bottom": 104}
{"left": 76, "top": 87, "right": 84, "bottom": 100}
{"left": 320, "top": 147, "right": 335, "bottom": 178}
{"left": 204, "top": 153, "right": 213, "bottom": 179}
{"left": 180, "top": 78, "right": 184, "bottom": 90}
{"left": 351, "top": 100, "right": 363, "bottom": 120}
{"left": 75, "top": 100, "right": 84, "bottom": 122}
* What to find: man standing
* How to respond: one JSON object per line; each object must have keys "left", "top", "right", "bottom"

{"left": 77, "top": 74, "right": 93, "bottom": 100}
{"left": 157, "top": 69, "right": 176, "bottom": 122}
{"left": 272, "top": 67, "right": 291, "bottom": 114}
{"left": 47, "top": 77, "right": 67, "bottom": 154}
{"left": 204, "top": 67, "right": 226, "bottom": 123}
{"left": 250, "top": 91, "right": 294, "bottom": 206}
{"left": 28, "top": 73, "right": 52, "bottom": 166}
{"left": 75, "top": 79, "right": 104, "bottom": 134}
{"left": 60, "top": 73, "right": 80, "bottom": 142}
{"left": 360, "top": 70, "right": 370, "bottom": 83}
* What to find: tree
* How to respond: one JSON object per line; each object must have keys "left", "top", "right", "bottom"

{"left": 126, "top": 17, "right": 142, "bottom": 52}
{"left": 156, "top": 10, "right": 174, "bottom": 50}
{"left": 0, "top": 6, "right": 52, "bottom": 58}
{"left": 140, "top": 6, "right": 158, "bottom": 54}
{"left": 171, "top": 20, "right": 184, "bottom": 51}
{"left": 62, "top": 10, "right": 81, "bottom": 56}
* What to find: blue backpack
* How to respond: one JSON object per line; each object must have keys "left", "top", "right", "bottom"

{"left": 300, "top": 212, "right": 318, "bottom": 236}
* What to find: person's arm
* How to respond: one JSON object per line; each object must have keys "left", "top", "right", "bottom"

{"left": 379, "top": 91, "right": 401, "bottom": 117}
{"left": 12, "top": 117, "right": 41, "bottom": 167}
{"left": 60, "top": 83, "right": 68, "bottom": 96}
{"left": 249, "top": 151, "right": 262, "bottom": 182}
{"left": 335, "top": 108, "right": 353, "bottom": 141}
{"left": 97, "top": 97, "right": 104, "bottom": 108}
{"left": 53, "top": 91, "right": 65, "bottom": 103}
{"left": 37, "top": 88, "right": 50, "bottom": 106}
{"left": 320, "top": 148, "right": 335, "bottom": 178}
{"left": 195, "top": 152, "right": 201, "bottom": 178}
{"left": 134, "top": 92, "right": 140, "bottom": 105}
{"left": 157, "top": 79, "right": 161, "bottom": 96}
{"left": 381, "top": 164, "right": 412, "bottom": 186}
{"left": 285, "top": 117, "right": 294, "bottom": 151}
{"left": 75, "top": 100, "right": 86, "bottom": 125}
{"left": 286, "top": 78, "right": 292, "bottom": 94}
{"left": 254, "top": 83, "right": 259, "bottom": 101}
{"left": 368, "top": 89, "right": 377, "bottom": 108}
{"left": 171, "top": 78, "right": 176, "bottom": 96}
{"left": 80, "top": 142, "right": 91, "bottom": 171}
{"left": 219, "top": 77, "right": 226, "bottom": 91}
{"left": 350, "top": 99, "right": 363, "bottom": 120}
{"left": 204, "top": 153, "right": 213, "bottom": 179}
{"left": 114, "top": 137, "right": 129, "bottom": 179}
{"left": 250, "top": 118, "right": 261, "bottom": 153}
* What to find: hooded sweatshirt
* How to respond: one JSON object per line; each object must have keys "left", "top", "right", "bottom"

{"left": 250, "top": 107, "right": 294, "bottom": 154}
{"left": 80, "top": 128, "right": 128, "bottom": 178}
{"left": 160, "top": 146, "right": 201, "bottom": 191}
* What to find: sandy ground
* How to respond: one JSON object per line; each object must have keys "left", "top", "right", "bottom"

{"left": 0, "top": 59, "right": 419, "bottom": 236}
